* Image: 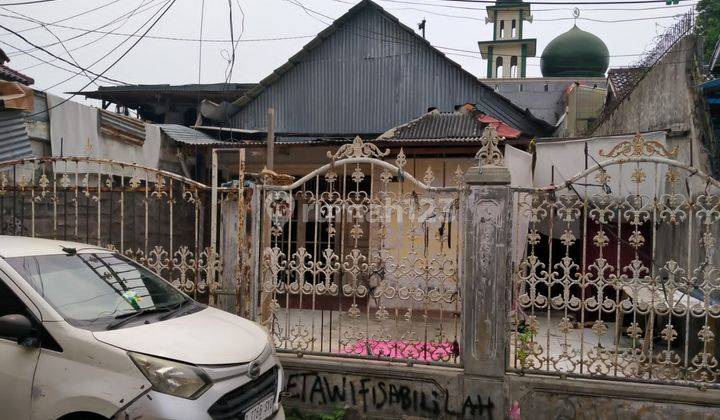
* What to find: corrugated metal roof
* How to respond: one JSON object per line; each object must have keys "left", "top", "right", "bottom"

{"left": 0, "top": 110, "right": 32, "bottom": 161}
{"left": 71, "top": 83, "right": 257, "bottom": 104}
{"left": 378, "top": 108, "right": 522, "bottom": 142}
{"left": 229, "top": 0, "right": 552, "bottom": 137}
{"left": 607, "top": 68, "right": 644, "bottom": 104}
{"left": 98, "top": 109, "right": 145, "bottom": 144}
{"left": 158, "top": 124, "right": 234, "bottom": 146}
{"left": 384, "top": 111, "right": 483, "bottom": 140}
{"left": 93, "top": 83, "right": 256, "bottom": 93}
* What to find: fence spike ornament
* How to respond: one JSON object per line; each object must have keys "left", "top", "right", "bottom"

{"left": 327, "top": 136, "right": 390, "bottom": 160}
{"left": 475, "top": 124, "right": 505, "bottom": 167}
{"left": 599, "top": 133, "right": 679, "bottom": 159}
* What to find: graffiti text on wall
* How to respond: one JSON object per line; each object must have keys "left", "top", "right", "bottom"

{"left": 285, "top": 372, "right": 494, "bottom": 418}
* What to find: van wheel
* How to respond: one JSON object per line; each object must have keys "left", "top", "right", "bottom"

{"left": 57, "top": 413, "right": 108, "bottom": 420}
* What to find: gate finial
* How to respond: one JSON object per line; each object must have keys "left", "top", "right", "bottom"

{"left": 475, "top": 125, "right": 505, "bottom": 167}
{"left": 327, "top": 136, "right": 390, "bottom": 160}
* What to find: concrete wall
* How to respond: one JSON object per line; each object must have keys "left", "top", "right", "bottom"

{"left": 488, "top": 78, "right": 607, "bottom": 125}
{"left": 278, "top": 355, "right": 720, "bottom": 419}
{"left": 592, "top": 36, "right": 713, "bottom": 174}
{"left": 279, "top": 355, "right": 494, "bottom": 420}
{"left": 509, "top": 374, "right": 720, "bottom": 420}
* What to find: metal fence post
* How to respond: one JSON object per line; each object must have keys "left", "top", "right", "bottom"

{"left": 462, "top": 125, "right": 512, "bottom": 379}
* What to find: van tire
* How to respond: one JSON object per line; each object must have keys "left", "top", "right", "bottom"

{"left": 57, "top": 412, "right": 108, "bottom": 420}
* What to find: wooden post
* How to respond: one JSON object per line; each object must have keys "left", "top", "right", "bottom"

{"left": 267, "top": 107, "right": 275, "bottom": 170}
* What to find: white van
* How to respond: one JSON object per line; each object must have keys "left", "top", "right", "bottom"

{"left": 0, "top": 236, "right": 284, "bottom": 420}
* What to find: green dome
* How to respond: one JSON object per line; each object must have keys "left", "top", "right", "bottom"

{"left": 540, "top": 25, "right": 609, "bottom": 77}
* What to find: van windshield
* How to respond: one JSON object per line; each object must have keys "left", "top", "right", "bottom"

{"left": 6, "top": 252, "right": 188, "bottom": 330}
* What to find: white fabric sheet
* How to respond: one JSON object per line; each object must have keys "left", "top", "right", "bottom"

{"left": 505, "top": 145, "right": 533, "bottom": 265}
{"left": 533, "top": 131, "right": 669, "bottom": 200}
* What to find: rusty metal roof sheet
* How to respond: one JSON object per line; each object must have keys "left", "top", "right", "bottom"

{"left": 378, "top": 108, "right": 522, "bottom": 143}
{"left": 0, "top": 64, "right": 34, "bottom": 86}
{"left": 71, "top": 83, "right": 256, "bottom": 106}
{"left": 0, "top": 110, "right": 32, "bottom": 161}
{"left": 607, "top": 67, "right": 645, "bottom": 103}
{"left": 157, "top": 124, "right": 235, "bottom": 146}
{"left": 98, "top": 110, "right": 146, "bottom": 145}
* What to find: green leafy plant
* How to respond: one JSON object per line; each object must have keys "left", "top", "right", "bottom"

{"left": 697, "top": 0, "right": 720, "bottom": 61}
{"left": 515, "top": 321, "right": 536, "bottom": 369}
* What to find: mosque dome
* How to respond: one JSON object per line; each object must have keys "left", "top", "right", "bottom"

{"left": 540, "top": 25, "right": 609, "bottom": 77}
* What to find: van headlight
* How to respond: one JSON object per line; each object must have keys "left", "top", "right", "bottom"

{"left": 128, "top": 352, "right": 211, "bottom": 399}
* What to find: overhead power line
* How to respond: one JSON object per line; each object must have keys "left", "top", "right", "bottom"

{"left": 0, "top": 0, "right": 62, "bottom": 5}
{"left": 198, "top": 0, "right": 205, "bottom": 84}
{"left": 41, "top": 0, "right": 157, "bottom": 91}
{"left": 0, "top": 38, "right": 124, "bottom": 84}
{"left": 285, "top": 0, "right": 694, "bottom": 60}
{"left": 0, "top": 0, "right": 122, "bottom": 36}
{"left": 384, "top": 7, "right": 693, "bottom": 22}
{"left": 410, "top": 0, "right": 693, "bottom": 4}
{"left": 25, "top": 0, "right": 178, "bottom": 116}
{"left": 379, "top": 0, "right": 696, "bottom": 11}
{"left": 535, "top": 12, "right": 687, "bottom": 22}
{"left": 0, "top": 22, "right": 132, "bottom": 84}
{"left": 16, "top": 0, "right": 156, "bottom": 71}
{"left": 0, "top": 13, "right": 314, "bottom": 43}
{"left": 5, "top": 0, "right": 167, "bottom": 57}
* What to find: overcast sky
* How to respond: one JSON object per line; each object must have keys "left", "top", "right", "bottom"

{"left": 0, "top": 0, "right": 699, "bottom": 103}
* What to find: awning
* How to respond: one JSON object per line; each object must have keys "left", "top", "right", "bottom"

{"left": 157, "top": 124, "right": 235, "bottom": 146}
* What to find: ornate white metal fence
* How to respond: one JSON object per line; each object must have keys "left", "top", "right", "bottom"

{"left": 257, "top": 138, "right": 464, "bottom": 365}
{"left": 511, "top": 134, "right": 720, "bottom": 387}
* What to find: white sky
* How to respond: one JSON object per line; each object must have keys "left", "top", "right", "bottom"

{"left": 0, "top": 0, "right": 699, "bottom": 103}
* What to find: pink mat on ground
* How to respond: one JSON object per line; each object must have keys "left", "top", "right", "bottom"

{"left": 337, "top": 339, "right": 459, "bottom": 362}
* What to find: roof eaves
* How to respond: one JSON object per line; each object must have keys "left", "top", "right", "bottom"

{"left": 0, "top": 64, "right": 34, "bottom": 85}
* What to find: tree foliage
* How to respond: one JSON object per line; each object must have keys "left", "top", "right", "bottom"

{"left": 697, "top": 0, "right": 720, "bottom": 60}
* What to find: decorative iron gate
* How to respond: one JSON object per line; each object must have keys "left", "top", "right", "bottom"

{"left": 0, "top": 156, "right": 218, "bottom": 299}
{"left": 511, "top": 134, "right": 720, "bottom": 387}
{"left": 256, "top": 138, "right": 465, "bottom": 365}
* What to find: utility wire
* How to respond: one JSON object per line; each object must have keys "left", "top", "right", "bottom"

{"left": 0, "top": 13, "right": 313, "bottom": 43}
{"left": 225, "top": 0, "right": 236, "bottom": 83}
{"left": 437, "top": 44, "right": 696, "bottom": 58}
{"left": 16, "top": 0, "right": 155, "bottom": 71}
{"left": 224, "top": 0, "right": 245, "bottom": 84}
{"left": 0, "top": 0, "right": 122, "bottom": 36}
{"left": 0, "top": 21, "right": 132, "bottom": 84}
{"left": 0, "top": 0, "right": 63, "bottom": 5}
{"left": 5, "top": 0, "right": 166, "bottom": 57}
{"left": 198, "top": 0, "right": 205, "bottom": 84}
{"left": 0, "top": 38, "right": 123, "bottom": 84}
{"left": 25, "top": 0, "right": 178, "bottom": 117}
{"left": 535, "top": 12, "right": 688, "bottom": 22}
{"left": 378, "top": 0, "right": 697, "bottom": 12}
{"left": 285, "top": 0, "right": 694, "bottom": 65}
{"left": 41, "top": 0, "right": 154, "bottom": 91}
{"left": 411, "top": 0, "right": 694, "bottom": 5}
{"left": 1, "top": 5, "right": 98, "bottom": 86}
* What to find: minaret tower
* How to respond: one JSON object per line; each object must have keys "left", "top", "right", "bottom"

{"left": 478, "top": 0, "right": 536, "bottom": 78}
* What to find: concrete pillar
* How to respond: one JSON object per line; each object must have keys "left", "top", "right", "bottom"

{"left": 461, "top": 125, "right": 512, "bottom": 418}
{"left": 462, "top": 124, "right": 512, "bottom": 377}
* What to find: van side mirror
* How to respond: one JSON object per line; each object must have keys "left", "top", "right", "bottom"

{"left": 0, "top": 314, "right": 33, "bottom": 343}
